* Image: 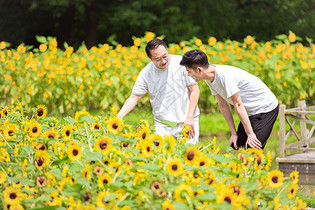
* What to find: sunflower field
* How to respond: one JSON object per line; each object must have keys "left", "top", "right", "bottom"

{"left": 0, "top": 104, "right": 310, "bottom": 209}
{"left": 0, "top": 32, "right": 314, "bottom": 114}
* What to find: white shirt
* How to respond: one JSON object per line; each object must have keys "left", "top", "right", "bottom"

{"left": 205, "top": 65, "right": 278, "bottom": 116}
{"left": 132, "top": 55, "right": 200, "bottom": 123}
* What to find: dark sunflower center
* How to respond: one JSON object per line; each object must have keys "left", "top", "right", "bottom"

{"left": 37, "top": 108, "right": 44, "bottom": 116}
{"left": 233, "top": 186, "right": 240, "bottom": 195}
{"left": 291, "top": 188, "right": 294, "bottom": 193}
{"left": 8, "top": 130, "right": 14, "bottom": 136}
{"left": 256, "top": 155, "right": 262, "bottom": 165}
{"left": 37, "top": 176, "right": 46, "bottom": 185}
{"left": 193, "top": 171, "right": 199, "bottom": 178}
{"left": 48, "top": 133, "right": 55, "bottom": 138}
{"left": 94, "top": 124, "right": 100, "bottom": 129}
{"left": 154, "top": 140, "right": 160, "bottom": 146}
{"left": 142, "top": 132, "right": 146, "bottom": 139}
{"left": 199, "top": 161, "right": 205, "bottom": 166}
{"left": 84, "top": 193, "right": 91, "bottom": 201}
{"left": 99, "top": 140, "right": 107, "bottom": 149}
{"left": 171, "top": 164, "right": 178, "bottom": 171}
{"left": 9, "top": 192, "right": 17, "bottom": 199}
{"left": 66, "top": 130, "right": 71, "bottom": 136}
{"left": 146, "top": 146, "right": 150, "bottom": 152}
{"left": 103, "top": 179, "right": 108, "bottom": 184}
{"left": 3, "top": 110, "right": 7, "bottom": 115}
{"left": 224, "top": 196, "right": 232, "bottom": 204}
{"left": 73, "top": 149, "right": 79, "bottom": 156}
{"left": 37, "top": 157, "right": 44, "bottom": 166}
{"left": 112, "top": 123, "right": 118, "bottom": 129}
{"left": 272, "top": 176, "right": 279, "bottom": 183}
{"left": 84, "top": 172, "right": 88, "bottom": 177}
{"left": 32, "top": 127, "right": 38, "bottom": 133}
{"left": 153, "top": 183, "right": 160, "bottom": 189}
{"left": 39, "top": 145, "right": 46, "bottom": 150}
{"left": 123, "top": 142, "right": 129, "bottom": 147}
{"left": 187, "top": 151, "right": 195, "bottom": 161}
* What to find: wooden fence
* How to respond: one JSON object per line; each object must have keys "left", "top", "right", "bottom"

{"left": 278, "top": 100, "right": 315, "bottom": 158}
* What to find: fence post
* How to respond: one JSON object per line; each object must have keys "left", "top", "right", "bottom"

{"left": 298, "top": 100, "right": 308, "bottom": 148}
{"left": 279, "top": 104, "right": 286, "bottom": 158}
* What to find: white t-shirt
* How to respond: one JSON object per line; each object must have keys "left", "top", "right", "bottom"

{"left": 205, "top": 65, "right": 278, "bottom": 116}
{"left": 132, "top": 55, "right": 200, "bottom": 123}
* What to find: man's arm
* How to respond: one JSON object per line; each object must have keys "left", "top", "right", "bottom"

{"left": 184, "top": 83, "right": 200, "bottom": 137}
{"left": 215, "top": 94, "right": 238, "bottom": 148}
{"left": 117, "top": 94, "right": 142, "bottom": 119}
{"left": 230, "top": 92, "right": 262, "bottom": 149}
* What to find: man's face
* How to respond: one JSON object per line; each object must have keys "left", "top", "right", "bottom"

{"left": 150, "top": 45, "right": 169, "bottom": 69}
{"left": 186, "top": 67, "right": 200, "bottom": 82}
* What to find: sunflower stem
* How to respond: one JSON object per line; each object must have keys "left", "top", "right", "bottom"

{"left": 84, "top": 123, "right": 93, "bottom": 152}
{"left": 114, "top": 192, "right": 130, "bottom": 209}
{"left": 185, "top": 193, "right": 193, "bottom": 209}
{"left": 0, "top": 133, "right": 13, "bottom": 150}
{"left": 199, "top": 142, "right": 212, "bottom": 152}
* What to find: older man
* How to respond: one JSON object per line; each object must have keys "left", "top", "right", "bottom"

{"left": 117, "top": 39, "right": 200, "bottom": 144}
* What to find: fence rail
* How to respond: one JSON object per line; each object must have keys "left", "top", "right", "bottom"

{"left": 279, "top": 100, "right": 315, "bottom": 158}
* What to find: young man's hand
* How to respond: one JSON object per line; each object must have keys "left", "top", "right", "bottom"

{"left": 184, "top": 117, "right": 195, "bottom": 138}
{"left": 246, "top": 133, "right": 262, "bottom": 149}
{"left": 228, "top": 134, "right": 238, "bottom": 149}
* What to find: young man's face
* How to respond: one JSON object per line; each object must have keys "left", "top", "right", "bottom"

{"left": 186, "top": 67, "right": 201, "bottom": 82}
{"left": 150, "top": 45, "right": 169, "bottom": 69}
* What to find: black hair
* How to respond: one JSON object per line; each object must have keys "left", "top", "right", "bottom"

{"left": 145, "top": 39, "right": 168, "bottom": 58}
{"left": 180, "top": 49, "right": 209, "bottom": 69}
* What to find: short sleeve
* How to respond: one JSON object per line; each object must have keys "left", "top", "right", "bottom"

{"left": 223, "top": 75, "right": 239, "bottom": 98}
{"left": 131, "top": 71, "right": 148, "bottom": 96}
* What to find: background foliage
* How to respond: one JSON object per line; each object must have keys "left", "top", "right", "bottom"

{"left": 0, "top": 0, "right": 315, "bottom": 49}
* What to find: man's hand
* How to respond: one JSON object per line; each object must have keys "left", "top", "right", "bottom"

{"left": 228, "top": 134, "right": 238, "bottom": 149}
{"left": 184, "top": 117, "right": 195, "bottom": 138}
{"left": 246, "top": 133, "right": 262, "bottom": 149}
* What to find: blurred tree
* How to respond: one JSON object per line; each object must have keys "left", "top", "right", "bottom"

{"left": 0, "top": 0, "right": 314, "bottom": 48}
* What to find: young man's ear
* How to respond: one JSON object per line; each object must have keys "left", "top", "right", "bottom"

{"left": 196, "top": 66, "right": 203, "bottom": 72}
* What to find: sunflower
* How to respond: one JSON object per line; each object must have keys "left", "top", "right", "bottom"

{"left": 3, "top": 123, "right": 19, "bottom": 139}
{"left": 27, "top": 119, "right": 42, "bottom": 139}
{"left": 35, "top": 150, "right": 50, "bottom": 170}
{"left": 274, "top": 197, "right": 282, "bottom": 209}
{"left": 91, "top": 121, "right": 102, "bottom": 131}
{"left": 151, "top": 134, "right": 163, "bottom": 152}
{"left": 187, "top": 169, "right": 203, "bottom": 185}
{"left": 163, "top": 134, "right": 176, "bottom": 154}
{"left": 0, "top": 171, "right": 6, "bottom": 184}
{"left": 216, "top": 187, "right": 238, "bottom": 206}
{"left": 290, "top": 170, "right": 299, "bottom": 184}
{"left": 3, "top": 186, "right": 22, "bottom": 205}
{"left": 254, "top": 152, "right": 264, "bottom": 173}
{"left": 53, "top": 141, "right": 65, "bottom": 159}
{"left": 151, "top": 181, "right": 162, "bottom": 191}
{"left": 62, "top": 124, "right": 76, "bottom": 141}
{"left": 42, "top": 130, "right": 59, "bottom": 140}
{"left": 94, "top": 136, "right": 112, "bottom": 154}
{"left": 45, "top": 172, "right": 57, "bottom": 187}
{"left": 184, "top": 146, "right": 200, "bottom": 166}
{"left": 288, "top": 184, "right": 299, "bottom": 199}
{"left": 166, "top": 158, "right": 184, "bottom": 177}
{"left": 124, "top": 159, "right": 133, "bottom": 171}
{"left": 85, "top": 204, "right": 96, "bottom": 210}
{"left": 36, "top": 176, "right": 47, "bottom": 188}
{"left": 137, "top": 126, "right": 150, "bottom": 141}
{"left": 264, "top": 151, "right": 272, "bottom": 171}
{"left": 96, "top": 191, "right": 115, "bottom": 209}
{"left": 93, "top": 165, "right": 104, "bottom": 176}
{"left": 173, "top": 183, "right": 194, "bottom": 202}
{"left": 182, "top": 124, "right": 192, "bottom": 139}
{"left": 121, "top": 124, "right": 134, "bottom": 138}
{"left": 198, "top": 154, "right": 214, "bottom": 167}
{"left": 46, "top": 191, "right": 62, "bottom": 206}
{"left": 0, "top": 110, "right": 2, "bottom": 120}
{"left": 1, "top": 107, "right": 9, "bottom": 117}
{"left": 267, "top": 170, "right": 284, "bottom": 188}
{"left": 67, "top": 145, "right": 82, "bottom": 161}
{"left": 162, "top": 200, "right": 174, "bottom": 210}
{"left": 0, "top": 148, "right": 10, "bottom": 162}
{"left": 98, "top": 173, "right": 112, "bottom": 189}
{"left": 74, "top": 110, "right": 92, "bottom": 125}
{"left": 107, "top": 117, "right": 123, "bottom": 134}
{"left": 82, "top": 164, "right": 91, "bottom": 180}
{"left": 204, "top": 174, "right": 217, "bottom": 187}
{"left": 141, "top": 140, "right": 153, "bottom": 158}
{"left": 35, "top": 143, "right": 47, "bottom": 151}
{"left": 35, "top": 104, "right": 48, "bottom": 119}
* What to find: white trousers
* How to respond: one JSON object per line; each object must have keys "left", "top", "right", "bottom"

{"left": 154, "top": 117, "right": 199, "bottom": 145}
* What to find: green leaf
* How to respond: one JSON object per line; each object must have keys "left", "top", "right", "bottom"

{"left": 83, "top": 150, "right": 103, "bottom": 162}
{"left": 36, "top": 35, "right": 48, "bottom": 44}
{"left": 79, "top": 115, "right": 95, "bottom": 123}
{"left": 173, "top": 201, "right": 190, "bottom": 210}
{"left": 137, "top": 163, "right": 161, "bottom": 171}
{"left": 195, "top": 192, "right": 216, "bottom": 202}
{"left": 63, "top": 116, "right": 76, "bottom": 125}
{"left": 161, "top": 120, "right": 178, "bottom": 128}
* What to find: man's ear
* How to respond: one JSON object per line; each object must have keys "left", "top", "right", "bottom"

{"left": 196, "top": 66, "right": 203, "bottom": 73}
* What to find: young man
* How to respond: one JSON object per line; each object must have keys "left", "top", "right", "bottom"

{"left": 117, "top": 39, "right": 200, "bottom": 144}
{"left": 180, "top": 50, "right": 279, "bottom": 149}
